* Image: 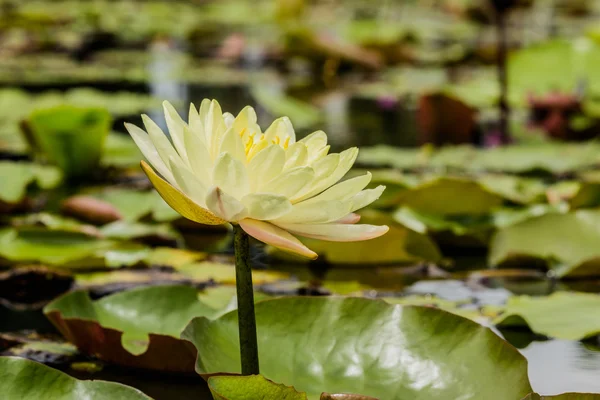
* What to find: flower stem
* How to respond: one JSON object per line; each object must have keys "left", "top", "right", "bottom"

{"left": 232, "top": 224, "right": 260, "bottom": 375}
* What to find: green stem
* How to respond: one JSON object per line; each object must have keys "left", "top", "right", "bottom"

{"left": 232, "top": 224, "right": 260, "bottom": 375}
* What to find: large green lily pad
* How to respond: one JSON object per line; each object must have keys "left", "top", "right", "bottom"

{"left": 90, "top": 188, "right": 180, "bottom": 222}
{"left": 489, "top": 211, "right": 600, "bottom": 277}
{"left": 45, "top": 285, "right": 218, "bottom": 372}
{"left": 182, "top": 297, "right": 532, "bottom": 400}
{"left": 492, "top": 292, "right": 600, "bottom": 340}
{"left": 0, "top": 161, "right": 62, "bottom": 204}
{"left": 0, "top": 356, "right": 151, "bottom": 400}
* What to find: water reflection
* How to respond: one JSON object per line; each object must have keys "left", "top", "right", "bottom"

{"left": 520, "top": 339, "right": 600, "bottom": 394}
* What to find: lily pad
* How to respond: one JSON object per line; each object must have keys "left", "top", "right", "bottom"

{"left": 44, "top": 285, "right": 218, "bottom": 372}
{"left": 489, "top": 211, "right": 600, "bottom": 277}
{"left": 182, "top": 297, "right": 532, "bottom": 400}
{"left": 91, "top": 188, "right": 180, "bottom": 222}
{"left": 208, "top": 375, "right": 308, "bottom": 400}
{"left": 0, "top": 228, "right": 148, "bottom": 269}
{"left": 492, "top": 292, "right": 600, "bottom": 340}
{"left": 25, "top": 105, "right": 112, "bottom": 179}
{"left": 269, "top": 210, "right": 441, "bottom": 265}
{"left": 523, "top": 394, "right": 600, "bottom": 399}
{"left": 0, "top": 356, "right": 151, "bottom": 400}
{"left": 0, "top": 161, "right": 62, "bottom": 204}
{"left": 397, "top": 177, "right": 504, "bottom": 216}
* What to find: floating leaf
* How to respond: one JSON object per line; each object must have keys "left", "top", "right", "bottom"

{"left": 100, "top": 221, "right": 182, "bottom": 245}
{"left": 251, "top": 87, "right": 323, "bottom": 130}
{"left": 522, "top": 393, "right": 600, "bottom": 399}
{"left": 489, "top": 211, "right": 600, "bottom": 277}
{"left": 45, "top": 285, "right": 218, "bottom": 372}
{"left": 0, "top": 356, "right": 151, "bottom": 400}
{"left": 208, "top": 375, "right": 308, "bottom": 400}
{"left": 492, "top": 292, "right": 600, "bottom": 340}
{"left": 91, "top": 188, "right": 180, "bottom": 222}
{"left": 0, "top": 161, "right": 62, "bottom": 204}
{"left": 101, "top": 133, "right": 143, "bottom": 168}
{"left": 25, "top": 105, "right": 112, "bottom": 179}
{"left": 182, "top": 297, "right": 532, "bottom": 400}
{"left": 177, "top": 261, "right": 289, "bottom": 285}
{"left": 397, "top": 177, "right": 504, "bottom": 216}
{"left": 0, "top": 228, "right": 148, "bottom": 269}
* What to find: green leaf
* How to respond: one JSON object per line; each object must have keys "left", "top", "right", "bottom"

{"left": 269, "top": 210, "right": 441, "bottom": 265}
{"left": 101, "top": 133, "right": 143, "bottom": 168}
{"left": 522, "top": 393, "right": 600, "bottom": 399}
{"left": 0, "top": 228, "right": 148, "bottom": 268}
{"left": 251, "top": 87, "right": 323, "bottom": 130}
{"left": 208, "top": 375, "right": 308, "bottom": 400}
{"left": 99, "top": 220, "right": 182, "bottom": 244}
{"left": 0, "top": 161, "right": 62, "bottom": 204}
{"left": 397, "top": 177, "right": 504, "bottom": 216}
{"left": 182, "top": 297, "right": 532, "bottom": 400}
{"left": 0, "top": 356, "right": 151, "bottom": 400}
{"left": 492, "top": 292, "right": 600, "bottom": 340}
{"left": 44, "top": 285, "right": 219, "bottom": 371}
{"left": 489, "top": 211, "right": 600, "bottom": 277}
{"left": 26, "top": 105, "right": 112, "bottom": 179}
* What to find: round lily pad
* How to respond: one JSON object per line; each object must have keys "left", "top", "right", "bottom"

{"left": 182, "top": 297, "right": 532, "bottom": 399}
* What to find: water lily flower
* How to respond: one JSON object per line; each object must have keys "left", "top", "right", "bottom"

{"left": 125, "top": 100, "right": 388, "bottom": 259}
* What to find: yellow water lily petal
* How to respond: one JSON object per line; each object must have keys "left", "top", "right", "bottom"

{"left": 295, "top": 147, "right": 358, "bottom": 202}
{"left": 140, "top": 161, "right": 225, "bottom": 225}
{"left": 300, "top": 130, "right": 327, "bottom": 156}
{"left": 335, "top": 213, "right": 361, "bottom": 224}
{"left": 284, "top": 142, "right": 308, "bottom": 170}
{"left": 205, "top": 186, "right": 247, "bottom": 221}
{"left": 141, "top": 114, "right": 187, "bottom": 171}
{"left": 302, "top": 172, "right": 372, "bottom": 205}
{"left": 219, "top": 126, "right": 246, "bottom": 164}
{"left": 350, "top": 185, "right": 386, "bottom": 212}
{"left": 163, "top": 101, "right": 189, "bottom": 164}
{"left": 239, "top": 218, "right": 317, "bottom": 259}
{"left": 247, "top": 145, "right": 285, "bottom": 191}
{"left": 241, "top": 193, "right": 292, "bottom": 220}
{"left": 213, "top": 153, "right": 249, "bottom": 199}
{"left": 277, "top": 222, "right": 389, "bottom": 242}
{"left": 223, "top": 112, "right": 235, "bottom": 127}
{"left": 169, "top": 158, "right": 208, "bottom": 206}
{"left": 233, "top": 106, "right": 260, "bottom": 142}
{"left": 273, "top": 199, "right": 352, "bottom": 224}
{"left": 188, "top": 103, "right": 206, "bottom": 145}
{"left": 262, "top": 166, "right": 314, "bottom": 198}
{"left": 124, "top": 122, "right": 175, "bottom": 184}
{"left": 183, "top": 126, "right": 212, "bottom": 178}
{"left": 291, "top": 153, "right": 339, "bottom": 202}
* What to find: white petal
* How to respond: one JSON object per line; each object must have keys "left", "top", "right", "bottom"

{"left": 299, "top": 130, "right": 327, "bottom": 156}
{"left": 247, "top": 145, "right": 285, "bottom": 191}
{"left": 124, "top": 122, "right": 175, "bottom": 184}
{"left": 262, "top": 166, "right": 314, "bottom": 198}
{"left": 284, "top": 142, "right": 308, "bottom": 170}
{"left": 291, "top": 153, "right": 339, "bottom": 202}
{"left": 350, "top": 185, "right": 386, "bottom": 212}
{"left": 234, "top": 106, "right": 261, "bottom": 142}
{"left": 212, "top": 153, "right": 249, "bottom": 199}
{"left": 219, "top": 126, "right": 246, "bottom": 164}
{"left": 188, "top": 103, "right": 206, "bottom": 145}
{"left": 241, "top": 193, "right": 292, "bottom": 220}
{"left": 163, "top": 101, "right": 189, "bottom": 164}
{"left": 273, "top": 199, "right": 352, "bottom": 224}
{"left": 141, "top": 114, "right": 187, "bottom": 170}
{"left": 223, "top": 112, "right": 235, "bottom": 127}
{"left": 277, "top": 223, "right": 389, "bottom": 242}
{"left": 169, "top": 158, "right": 208, "bottom": 206}
{"left": 205, "top": 187, "right": 247, "bottom": 221}
{"left": 335, "top": 213, "right": 361, "bottom": 224}
{"left": 239, "top": 218, "right": 317, "bottom": 259}
{"left": 183, "top": 126, "right": 212, "bottom": 181}
{"left": 294, "top": 147, "right": 358, "bottom": 202}
{"left": 301, "top": 172, "right": 372, "bottom": 205}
